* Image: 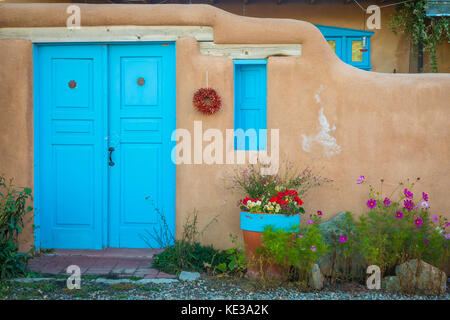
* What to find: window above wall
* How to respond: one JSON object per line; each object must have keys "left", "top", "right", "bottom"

{"left": 315, "top": 25, "right": 374, "bottom": 71}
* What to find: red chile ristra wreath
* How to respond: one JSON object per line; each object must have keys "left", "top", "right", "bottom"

{"left": 193, "top": 88, "right": 222, "bottom": 115}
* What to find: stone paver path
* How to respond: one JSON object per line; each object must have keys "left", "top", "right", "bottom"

{"left": 28, "top": 248, "right": 176, "bottom": 279}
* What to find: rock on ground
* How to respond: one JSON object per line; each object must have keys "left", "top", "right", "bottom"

{"left": 382, "top": 276, "right": 401, "bottom": 292}
{"left": 309, "top": 264, "right": 324, "bottom": 290}
{"left": 394, "top": 259, "right": 447, "bottom": 295}
{"left": 179, "top": 271, "right": 201, "bottom": 282}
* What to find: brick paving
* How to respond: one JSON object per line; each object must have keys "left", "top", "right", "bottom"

{"left": 27, "top": 248, "right": 176, "bottom": 279}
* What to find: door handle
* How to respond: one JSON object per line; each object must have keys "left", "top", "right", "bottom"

{"left": 108, "top": 147, "right": 115, "bottom": 166}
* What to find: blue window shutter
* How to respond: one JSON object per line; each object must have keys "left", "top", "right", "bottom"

{"left": 316, "top": 25, "right": 374, "bottom": 71}
{"left": 234, "top": 60, "right": 267, "bottom": 151}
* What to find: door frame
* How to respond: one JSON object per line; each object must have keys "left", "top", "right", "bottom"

{"left": 33, "top": 42, "right": 176, "bottom": 250}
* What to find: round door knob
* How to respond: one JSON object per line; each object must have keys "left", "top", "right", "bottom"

{"left": 68, "top": 80, "right": 77, "bottom": 89}
{"left": 137, "top": 77, "right": 145, "bottom": 86}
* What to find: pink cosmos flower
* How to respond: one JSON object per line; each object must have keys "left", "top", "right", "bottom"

{"left": 424, "top": 238, "right": 429, "bottom": 244}
{"left": 383, "top": 197, "right": 391, "bottom": 207}
{"left": 317, "top": 210, "right": 323, "bottom": 216}
{"left": 339, "top": 235, "right": 348, "bottom": 243}
{"left": 432, "top": 215, "right": 439, "bottom": 224}
{"left": 404, "top": 188, "right": 413, "bottom": 199}
{"left": 297, "top": 234, "right": 304, "bottom": 239}
{"left": 307, "top": 220, "right": 313, "bottom": 225}
{"left": 357, "top": 176, "right": 366, "bottom": 184}
{"left": 445, "top": 234, "right": 450, "bottom": 240}
{"left": 422, "top": 192, "right": 429, "bottom": 202}
{"left": 415, "top": 217, "right": 423, "bottom": 228}
{"left": 421, "top": 201, "right": 429, "bottom": 209}
{"left": 310, "top": 246, "right": 316, "bottom": 252}
{"left": 367, "top": 199, "right": 377, "bottom": 210}
{"left": 403, "top": 199, "right": 414, "bottom": 212}
{"left": 445, "top": 223, "right": 449, "bottom": 229}
{"left": 395, "top": 211, "right": 404, "bottom": 219}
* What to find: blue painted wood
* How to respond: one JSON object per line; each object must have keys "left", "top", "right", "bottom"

{"left": 234, "top": 60, "right": 267, "bottom": 151}
{"left": 108, "top": 44, "right": 176, "bottom": 248}
{"left": 240, "top": 212, "right": 301, "bottom": 232}
{"left": 36, "top": 45, "right": 106, "bottom": 249}
{"left": 35, "top": 43, "right": 176, "bottom": 250}
{"left": 316, "top": 24, "right": 374, "bottom": 71}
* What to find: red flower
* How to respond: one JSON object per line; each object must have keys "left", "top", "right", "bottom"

{"left": 294, "top": 196, "right": 303, "bottom": 205}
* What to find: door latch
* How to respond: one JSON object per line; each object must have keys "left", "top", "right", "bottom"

{"left": 108, "top": 147, "right": 115, "bottom": 166}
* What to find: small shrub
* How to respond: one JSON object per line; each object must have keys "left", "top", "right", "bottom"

{"left": 153, "top": 241, "right": 228, "bottom": 274}
{"left": 0, "top": 175, "right": 33, "bottom": 279}
{"left": 258, "top": 213, "right": 328, "bottom": 283}
{"left": 213, "top": 234, "right": 247, "bottom": 276}
{"left": 148, "top": 207, "right": 229, "bottom": 275}
{"left": 319, "top": 211, "right": 363, "bottom": 283}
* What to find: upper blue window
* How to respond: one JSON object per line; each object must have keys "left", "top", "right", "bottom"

{"left": 316, "top": 25, "right": 374, "bottom": 71}
{"left": 234, "top": 60, "right": 267, "bottom": 151}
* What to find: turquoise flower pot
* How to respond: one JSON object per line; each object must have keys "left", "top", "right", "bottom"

{"left": 240, "top": 211, "right": 301, "bottom": 280}
{"left": 240, "top": 211, "right": 301, "bottom": 232}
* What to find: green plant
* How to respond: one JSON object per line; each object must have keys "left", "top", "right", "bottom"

{"left": 153, "top": 241, "right": 229, "bottom": 274}
{"left": 258, "top": 219, "right": 328, "bottom": 283}
{"left": 231, "top": 162, "right": 331, "bottom": 216}
{"left": 150, "top": 209, "right": 228, "bottom": 274}
{"left": 0, "top": 175, "right": 33, "bottom": 279}
{"left": 319, "top": 211, "right": 363, "bottom": 283}
{"left": 355, "top": 177, "right": 449, "bottom": 276}
{"left": 390, "top": 0, "right": 449, "bottom": 72}
{"left": 213, "top": 234, "right": 247, "bottom": 276}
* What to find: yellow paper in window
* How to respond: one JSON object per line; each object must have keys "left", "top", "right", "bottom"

{"left": 327, "top": 40, "right": 336, "bottom": 52}
{"left": 352, "top": 40, "right": 363, "bottom": 62}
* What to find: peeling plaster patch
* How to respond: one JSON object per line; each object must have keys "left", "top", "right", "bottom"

{"left": 314, "top": 84, "right": 324, "bottom": 104}
{"left": 302, "top": 86, "right": 341, "bottom": 157}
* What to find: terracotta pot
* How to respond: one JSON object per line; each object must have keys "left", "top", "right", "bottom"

{"left": 240, "top": 211, "right": 301, "bottom": 281}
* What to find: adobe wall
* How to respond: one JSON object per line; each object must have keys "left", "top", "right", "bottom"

{"left": 2, "top": 0, "right": 449, "bottom": 73}
{"left": 0, "top": 39, "right": 34, "bottom": 251}
{"left": 0, "top": 4, "right": 449, "bottom": 250}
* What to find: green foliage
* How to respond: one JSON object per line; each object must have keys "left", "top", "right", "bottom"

{"left": 153, "top": 241, "right": 229, "bottom": 274}
{"left": 214, "top": 234, "right": 247, "bottom": 276}
{"left": 355, "top": 178, "right": 449, "bottom": 276}
{"left": 319, "top": 211, "right": 363, "bottom": 282}
{"left": 390, "top": 0, "right": 449, "bottom": 72}
{"left": 259, "top": 222, "right": 328, "bottom": 282}
{"left": 148, "top": 208, "right": 242, "bottom": 275}
{"left": 0, "top": 175, "right": 32, "bottom": 279}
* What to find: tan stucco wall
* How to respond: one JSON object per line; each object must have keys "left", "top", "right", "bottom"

{"left": 0, "top": 4, "right": 449, "bottom": 250}
{"left": 0, "top": 39, "right": 34, "bottom": 251}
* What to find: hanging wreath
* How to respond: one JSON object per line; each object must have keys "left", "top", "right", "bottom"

{"left": 193, "top": 88, "right": 222, "bottom": 115}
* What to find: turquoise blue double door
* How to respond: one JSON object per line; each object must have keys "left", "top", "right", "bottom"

{"left": 35, "top": 43, "right": 176, "bottom": 249}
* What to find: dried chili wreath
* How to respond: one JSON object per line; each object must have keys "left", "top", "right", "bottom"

{"left": 193, "top": 88, "right": 222, "bottom": 115}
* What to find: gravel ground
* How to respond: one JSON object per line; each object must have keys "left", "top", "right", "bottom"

{"left": 1, "top": 274, "right": 449, "bottom": 300}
